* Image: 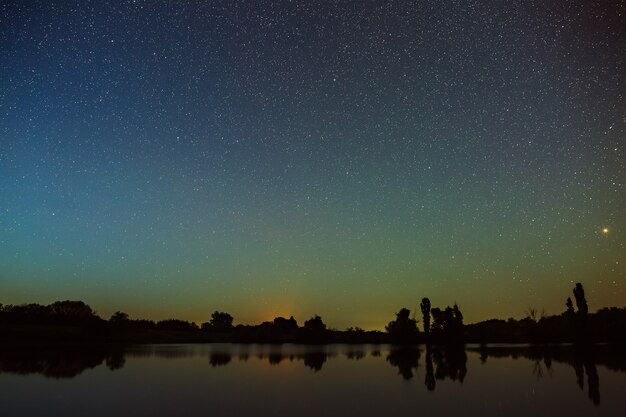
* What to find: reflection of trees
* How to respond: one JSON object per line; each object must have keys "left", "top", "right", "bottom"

{"left": 584, "top": 358, "right": 600, "bottom": 405}
{"left": 468, "top": 345, "right": 615, "bottom": 406}
{"left": 425, "top": 346, "right": 435, "bottom": 391}
{"left": 532, "top": 358, "right": 554, "bottom": 379}
{"left": 268, "top": 352, "right": 284, "bottom": 365}
{"left": 431, "top": 345, "right": 467, "bottom": 384}
{"left": 303, "top": 352, "right": 327, "bottom": 372}
{"left": 386, "top": 348, "right": 420, "bottom": 380}
{"left": 572, "top": 349, "right": 600, "bottom": 405}
{"left": 382, "top": 345, "right": 469, "bottom": 385}
{"left": 345, "top": 349, "right": 365, "bottom": 361}
{"left": 252, "top": 350, "right": 332, "bottom": 371}
{"left": 0, "top": 346, "right": 124, "bottom": 378}
{"left": 209, "top": 352, "right": 232, "bottom": 367}
{"left": 149, "top": 346, "right": 197, "bottom": 359}
{"left": 105, "top": 347, "right": 126, "bottom": 370}
{"left": 421, "top": 345, "right": 468, "bottom": 390}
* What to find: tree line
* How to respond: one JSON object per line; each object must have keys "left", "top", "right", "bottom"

{"left": 1, "top": 282, "right": 624, "bottom": 344}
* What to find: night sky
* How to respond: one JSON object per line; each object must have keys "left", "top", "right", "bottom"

{"left": 1, "top": 1, "right": 624, "bottom": 329}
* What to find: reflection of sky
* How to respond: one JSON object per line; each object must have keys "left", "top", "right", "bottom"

{"left": 1, "top": 1, "right": 624, "bottom": 328}
{"left": 1, "top": 344, "right": 625, "bottom": 416}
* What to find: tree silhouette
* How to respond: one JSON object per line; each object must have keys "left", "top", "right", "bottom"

{"left": 273, "top": 316, "right": 298, "bottom": 335}
{"left": 571, "top": 283, "right": 591, "bottom": 342}
{"left": 421, "top": 298, "right": 431, "bottom": 335}
{"left": 302, "top": 315, "right": 328, "bottom": 342}
{"left": 386, "top": 308, "right": 419, "bottom": 344}
{"left": 304, "top": 315, "right": 326, "bottom": 332}
{"left": 110, "top": 311, "right": 129, "bottom": 323}
{"left": 453, "top": 304, "right": 463, "bottom": 323}
{"left": 446, "top": 304, "right": 465, "bottom": 343}
{"left": 156, "top": 319, "right": 197, "bottom": 331}
{"left": 430, "top": 307, "right": 444, "bottom": 336}
{"left": 566, "top": 297, "right": 575, "bottom": 315}
{"left": 209, "top": 311, "right": 234, "bottom": 331}
{"left": 428, "top": 304, "right": 464, "bottom": 343}
{"left": 573, "top": 283, "right": 588, "bottom": 316}
{"left": 526, "top": 306, "right": 539, "bottom": 322}
{"left": 50, "top": 300, "right": 96, "bottom": 319}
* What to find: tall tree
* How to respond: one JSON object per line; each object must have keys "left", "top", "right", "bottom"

{"left": 453, "top": 304, "right": 463, "bottom": 324}
{"left": 565, "top": 297, "right": 575, "bottom": 314}
{"left": 573, "top": 283, "right": 588, "bottom": 315}
{"left": 420, "top": 298, "right": 431, "bottom": 334}
{"left": 451, "top": 304, "right": 465, "bottom": 342}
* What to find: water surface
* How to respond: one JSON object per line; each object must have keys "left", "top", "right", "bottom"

{"left": 1, "top": 344, "right": 624, "bottom": 416}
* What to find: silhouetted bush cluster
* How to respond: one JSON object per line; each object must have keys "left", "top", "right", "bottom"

{"left": 0, "top": 301, "right": 98, "bottom": 324}
{"left": 156, "top": 319, "right": 199, "bottom": 331}
{"left": 429, "top": 304, "right": 464, "bottom": 343}
{"left": 230, "top": 315, "right": 331, "bottom": 343}
{"left": 201, "top": 311, "right": 234, "bottom": 332}
{"left": 386, "top": 308, "right": 419, "bottom": 344}
{"left": 0, "top": 300, "right": 106, "bottom": 342}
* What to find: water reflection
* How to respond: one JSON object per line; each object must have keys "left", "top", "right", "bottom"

{"left": 425, "top": 347, "right": 435, "bottom": 391}
{"left": 1, "top": 343, "right": 625, "bottom": 410}
{"left": 0, "top": 345, "right": 124, "bottom": 378}
{"left": 345, "top": 348, "right": 366, "bottom": 361}
{"left": 386, "top": 348, "right": 420, "bottom": 380}
{"left": 209, "top": 352, "right": 232, "bottom": 367}
{"left": 432, "top": 344, "right": 467, "bottom": 384}
{"left": 470, "top": 344, "right": 606, "bottom": 405}
{"left": 302, "top": 351, "right": 327, "bottom": 372}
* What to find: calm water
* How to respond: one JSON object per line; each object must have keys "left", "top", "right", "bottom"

{"left": 1, "top": 344, "right": 625, "bottom": 416}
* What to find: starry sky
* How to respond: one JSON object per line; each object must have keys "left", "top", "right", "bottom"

{"left": 1, "top": 0, "right": 624, "bottom": 330}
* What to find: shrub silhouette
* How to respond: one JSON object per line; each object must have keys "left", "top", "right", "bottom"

{"left": 386, "top": 308, "right": 419, "bottom": 344}
{"left": 301, "top": 315, "right": 328, "bottom": 342}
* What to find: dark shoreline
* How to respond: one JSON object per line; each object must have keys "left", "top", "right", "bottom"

{"left": 3, "top": 294, "right": 625, "bottom": 345}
